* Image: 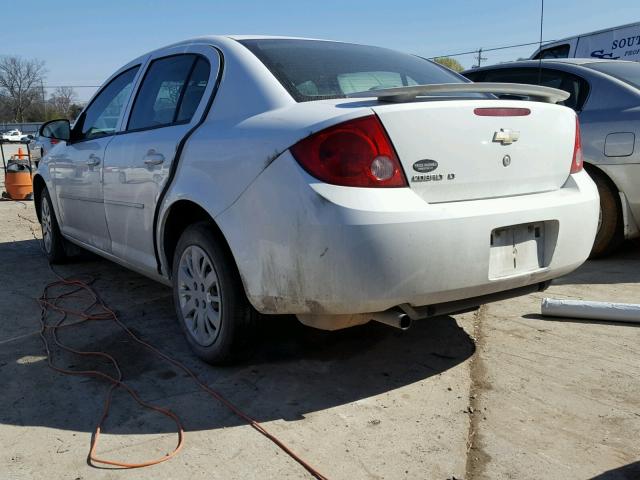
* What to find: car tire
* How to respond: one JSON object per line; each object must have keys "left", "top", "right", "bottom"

{"left": 172, "top": 222, "right": 256, "bottom": 364}
{"left": 40, "top": 188, "right": 67, "bottom": 263}
{"left": 589, "top": 169, "right": 623, "bottom": 258}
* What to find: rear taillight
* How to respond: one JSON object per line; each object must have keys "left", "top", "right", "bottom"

{"left": 570, "top": 116, "right": 583, "bottom": 174}
{"left": 50, "top": 139, "right": 59, "bottom": 145}
{"left": 290, "top": 115, "right": 407, "bottom": 188}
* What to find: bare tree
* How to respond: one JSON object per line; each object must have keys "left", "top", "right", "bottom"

{"left": 49, "top": 86, "right": 77, "bottom": 119}
{"left": 0, "top": 56, "right": 46, "bottom": 122}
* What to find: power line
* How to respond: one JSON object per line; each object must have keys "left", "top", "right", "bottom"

{"left": 428, "top": 39, "right": 557, "bottom": 59}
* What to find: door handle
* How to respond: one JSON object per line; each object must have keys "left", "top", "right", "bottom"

{"left": 86, "top": 154, "right": 101, "bottom": 166}
{"left": 143, "top": 149, "right": 165, "bottom": 166}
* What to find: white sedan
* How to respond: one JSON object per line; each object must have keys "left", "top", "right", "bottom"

{"left": 33, "top": 36, "right": 599, "bottom": 363}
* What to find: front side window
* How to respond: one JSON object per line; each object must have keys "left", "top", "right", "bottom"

{"left": 535, "top": 44, "right": 570, "bottom": 59}
{"left": 239, "top": 39, "right": 467, "bottom": 102}
{"left": 128, "top": 54, "right": 210, "bottom": 131}
{"left": 77, "top": 67, "right": 139, "bottom": 141}
{"left": 585, "top": 61, "right": 640, "bottom": 90}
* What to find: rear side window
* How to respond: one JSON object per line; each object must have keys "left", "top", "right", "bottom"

{"left": 239, "top": 39, "right": 467, "bottom": 102}
{"left": 479, "top": 68, "right": 590, "bottom": 111}
{"left": 176, "top": 58, "right": 210, "bottom": 122}
{"left": 128, "top": 54, "right": 210, "bottom": 131}
{"left": 462, "top": 70, "right": 482, "bottom": 82}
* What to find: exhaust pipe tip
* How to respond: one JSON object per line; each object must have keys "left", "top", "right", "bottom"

{"left": 398, "top": 314, "right": 412, "bottom": 330}
{"left": 370, "top": 310, "right": 412, "bottom": 330}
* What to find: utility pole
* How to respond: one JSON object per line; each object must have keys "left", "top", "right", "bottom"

{"left": 475, "top": 48, "right": 487, "bottom": 68}
{"left": 41, "top": 80, "right": 46, "bottom": 120}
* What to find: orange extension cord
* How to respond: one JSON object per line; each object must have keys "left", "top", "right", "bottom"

{"left": 37, "top": 270, "right": 328, "bottom": 479}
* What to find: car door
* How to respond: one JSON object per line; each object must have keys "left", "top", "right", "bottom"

{"left": 103, "top": 45, "right": 220, "bottom": 273}
{"left": 52, "top": 65, "right": 140, "bottom": 250}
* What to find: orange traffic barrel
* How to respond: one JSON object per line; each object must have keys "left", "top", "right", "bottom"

{"left": 4, "top": 162, "right": 32, "bottom": 200}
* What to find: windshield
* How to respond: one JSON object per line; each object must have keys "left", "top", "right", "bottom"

{"left": 239, "top": 39, "right": 468, "bottom": 102}
{"left": 585, "top": 62, "right": 640, "bottom": 90}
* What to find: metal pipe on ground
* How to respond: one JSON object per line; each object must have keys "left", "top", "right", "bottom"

{"left": 541, "top": 298, "right": 640, "bottom": 324}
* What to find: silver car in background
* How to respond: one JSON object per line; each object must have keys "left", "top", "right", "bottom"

{"left": 29, "top": 124, "right": 64, "bottom": 166}
{"left": 464, "top": 59, "right": 640, "bottom": 257}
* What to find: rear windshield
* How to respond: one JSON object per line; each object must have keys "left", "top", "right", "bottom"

{"left": 239, "top": 39, "right": 468, "bottom": 102}
{"left": 585, "top": 62, "right": 640, "bottom": 89}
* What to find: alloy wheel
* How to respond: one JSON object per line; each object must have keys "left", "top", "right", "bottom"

{"left": 177, "top": 245, "right": 222, "bottom": 346}
{"left": 41, "top": 198, "right": 52, "bottom": 254}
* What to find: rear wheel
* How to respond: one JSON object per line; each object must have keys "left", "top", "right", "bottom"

{"left": 172, "top": 222, "right": 255, "bottom": 364}
{"left": 589, "top": 169, "right": 622, "bottom": 258}
{"left": 40, "top": 188, "right": 67, "bottom": 263}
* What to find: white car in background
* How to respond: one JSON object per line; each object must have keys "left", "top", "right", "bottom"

{"left": 33, "top": 36, "right": 599, "bottom": 363}
{"left": 2, "top": 129, "right": 27, "bottom": 142}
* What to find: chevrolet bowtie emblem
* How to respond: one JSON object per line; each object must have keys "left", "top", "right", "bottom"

{"left": 493, "top": 129, "right": 520, "bottom": 145}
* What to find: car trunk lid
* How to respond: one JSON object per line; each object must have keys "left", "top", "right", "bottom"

{"left": 371, "top": 100, "right": 575, "bottom": 203}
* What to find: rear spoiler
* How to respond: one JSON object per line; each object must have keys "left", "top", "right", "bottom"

{"left": 346, "top": 83, "right": 570, "bottom": 104}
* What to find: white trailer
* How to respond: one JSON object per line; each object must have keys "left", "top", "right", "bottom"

{"left": 531, "top": 22, "right": 640, "bottom": 62}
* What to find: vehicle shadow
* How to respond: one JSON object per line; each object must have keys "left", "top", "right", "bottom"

{"left": 522, "top": 313, "right": 640, "bottom": 328}
{"left": 0, "top": 238, "right": 475, "bottom": 436}
{"left": 590, "top": 460, "right": 640, "bottom": 479}
{"left": 552, "top": 239, "right": 640, "bottom": 286}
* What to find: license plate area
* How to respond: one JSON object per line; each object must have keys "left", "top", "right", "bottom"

{"left": 489, "top": 222, "right": 545, "bottom": 279}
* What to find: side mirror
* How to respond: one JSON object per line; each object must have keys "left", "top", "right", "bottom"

{"left": 39, "top": 119, "right": 71, "bottom": 142}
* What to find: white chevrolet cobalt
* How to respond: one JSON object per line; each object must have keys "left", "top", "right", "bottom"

{"left": 34, "top": 36, "right": 599, "bottom": 363}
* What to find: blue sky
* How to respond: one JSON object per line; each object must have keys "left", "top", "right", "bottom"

{"left": 2, "top": 0, "right": 639, "bottom": 101}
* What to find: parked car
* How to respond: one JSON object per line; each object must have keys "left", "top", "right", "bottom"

{"left": 463, "top": 59, "right": 640, "bottom": 257}
{"left": 531, "top": 21, "right": 640, "bottom": 62}
{"left": 33, "top": 36, "right": 599, "bottom": 363}
{"left": 28, "top": 123, "right": 65, "bottom": 166}
{"left": 2, "top": 129, "right": 27, "bottom": 142}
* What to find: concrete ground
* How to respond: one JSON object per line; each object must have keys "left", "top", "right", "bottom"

{"left": 0, "top": 142, "right": 638, "bottom": 479}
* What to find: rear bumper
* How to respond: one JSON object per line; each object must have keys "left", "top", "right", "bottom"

{"left": 401, "top": 281, "right": 551, "bottom": 320}
{"left": 216, "top": 152, "right": 599, "bottom": 316}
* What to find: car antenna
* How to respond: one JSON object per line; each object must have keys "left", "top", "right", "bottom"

{"left": 537, "top": 0, "right": 545, "bottom": 85}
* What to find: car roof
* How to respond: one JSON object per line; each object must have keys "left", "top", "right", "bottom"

{"left": 462, "top": 58, "right": 638, "bottom": 74}
{"left": 226, "top": 35, "right": 331, "bottom": 41}
{"left": 543, "top": 58, "right": 638, "bottom": 66}
{"left": 129, "top": 35, "right": 351, "bottom": 63}
{"left": 168, "top": 34, "right": 335, "bottom": 47}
